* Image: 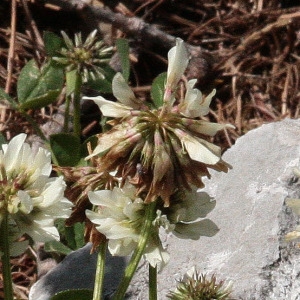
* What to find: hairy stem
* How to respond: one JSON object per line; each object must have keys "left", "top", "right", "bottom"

{"left": 112, "top": 201, "right": 157, "bottom": 300}
{"left": 72, "top": 71, "right": 82, "bottom": 138}
{"left": 0, "top": 213, "right": 14, "bottom": 300}
{"left": 149, "top": 264, "right": 157, "bottom": 300}
{"left": 93, "top": 240, "right": 108, "bottom": 300}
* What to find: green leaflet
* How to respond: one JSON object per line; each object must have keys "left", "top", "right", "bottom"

{"left": 50, "top": 133, "right": 81, "bottom": 167}
{"left": 17, "top": 59, "right": 64, "bottom": 109}
{"left": 151, "top": 72, "right": 167, "bottom": 109}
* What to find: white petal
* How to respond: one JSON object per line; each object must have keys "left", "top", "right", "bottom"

{"left": 180, "top": 79, "right": 201, "bottom": 117}
{"left": 86, "top": 209, "right": 103, "bottom": 225}
{"left": 180, "top": 84, "right": 216, "bottom": 118}
{"left": 101, "top": 223, "right": 138, "bottom": 240}
{"left": 108, "top": 238, "right": 136, "bottom": 256}
{"left": 144, "top": 245, "right": 170, "bottom": 271}
{"left": 88, "top": 190, "right": 113, "bottom": 206}
{"left": 198, "top": 89, "right": 216, "bottom": 117}
{"left": 189, "top": 121, "right": 235, "bottom": 136}
{"left": 39, "top": 177, "right": 67, "bottom": 208}
{"left": 3, "top": 133, "right": 27, "bottom": 174}
{"left": 112, "top": 73, "right": 141, "bottom": 108}
{"left": 31, "top": 223, "right": 60, "bottom": 241}
{"left": 31, "top": 148, "right": 52, "bottom": 177}
{"left": 123, "top": 201, "right": 144, "bottom": 220}
{"left": 18, "top": 191, "right": 33, "bottom": 214}
{"left": 83, "top": 96, "right": 133, "bottom": 118}
{"left": 182, "top": 135, "right": 220, "bottom": 164}
{"left": 166, "top": 38, "right": 189, "bottom": 90}
{"left": 121, "top": 181, "right": 139, "bottom": 199}
{"left": 32, "top": 217, "right": 54, "bottom": 226}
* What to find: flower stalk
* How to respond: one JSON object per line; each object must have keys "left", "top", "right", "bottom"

{"left": 0, "top": 212, "right": 14, "bottom": 300}
{"left": 72, "top": 70, "right": 82, "bottom": 138}
{"left": 149, "top": 264, "right": 158, "bottom": 300}
{"left": 92, "top": 240, "right": 108, "bottom": 300}
{"left": 64, "top": 94, "right": 71, "bottom": 133}
{"left": 112, "top": 201, "right": 157, "bottom": 300}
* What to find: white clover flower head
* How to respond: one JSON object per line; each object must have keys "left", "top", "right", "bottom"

{"left": 168, "top": 267, "right": 233, "bottom": 300}
{"left": 0, "top": 134, "right": 72, "bottom": 247}
{"left": 53, "top": 30, "right": 113, "bottom": 82}
{"left": 82, "top": 38, "right": 234, "bottom": 206}
{"left": 86, "top": 182, "right": 169, "bottom": 268}
{"left": 86, "top": 182, "right": 146, "bottom": 256}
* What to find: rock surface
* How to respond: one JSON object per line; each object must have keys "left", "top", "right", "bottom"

{"left": 128, "top": 118, "right": 300, "bottom": 299}
{"left": 29, "top": 244, "right": 127, "bottom": 300}
{"left": 29, "top": 119, "right": 300, "bottom": 300}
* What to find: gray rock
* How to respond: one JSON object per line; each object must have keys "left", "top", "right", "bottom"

{"left": 29, "top": 243, "right": 127, "bottom": 300}
{"left": 128, "top": 119, "right": 300, "bottom": 299}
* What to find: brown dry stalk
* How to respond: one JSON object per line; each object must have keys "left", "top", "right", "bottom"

{"left": 5, "top": 0, "right": 17, "bottom": 94}
{"left": 281, "top": 65, "right": 291, "bottom": 116}
{"left": 21, "top": 0, "right": 45, "bottom": 52}
{"left": 1, "top": 0, "right": 17, "bottom": 134}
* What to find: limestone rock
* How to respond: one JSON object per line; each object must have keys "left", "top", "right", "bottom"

{"left": 28, "top": 243, "right": 127, "bottom": 300}
{"left": 128, "top": 118, "right": 300, "bottom": 299}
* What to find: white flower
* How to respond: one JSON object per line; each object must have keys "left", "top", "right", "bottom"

{"left": 16, "top": 176, "right": 72, "bottom": 242}
{"left": 173, "top": 128, "right": 221, "bottom": 165}
{"left": 0, "top": 133, "right": 72, "bottom": 247}
{"left": 166, "top": 38, "right": 189, "bottom": 92}
{"left": 86, "top": 182, "right": 169, "bottom": 268}
{"left": 0, "top": 134, "right": 52, "bottom": 185}
{"left": 144, "top": 240, "right": 170, "bottom": 270}
{"left": 83, "top": 95, "right": 134, "bottom": 118}
{"left": 83, "top": 72, "right": 143, "bottom": 118}
{"left": 179, "top": 79, "right": 216, "bottom": 118}
{"left": 86, "top": 183, "right": 145, "bottom": 256}
{"left": 82, "top": 38, "right": 234, "bottom": 206}
{"left": 112, "top": 73, "right": 142, "bottom": 109}
{"left": 166, "top": 189, "right": 219, "bottom": 240}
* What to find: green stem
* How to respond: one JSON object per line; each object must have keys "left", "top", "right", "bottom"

{"left": 72, "top": 72, "right": 82, "bottom": 138}
{"left": 63, "top": 94, "right": 71, "bottom": 133}
{"left": 149, "top": 264, "right": 157, "bottom": 300}
{"left": 0, "top": 213, "right": 14, "bottom": 300}
{"left": 112, "top": 201, "right": 157, "bottom": 300}
{"left": 93, "top": 240, "right": 108, "bottom": 300}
